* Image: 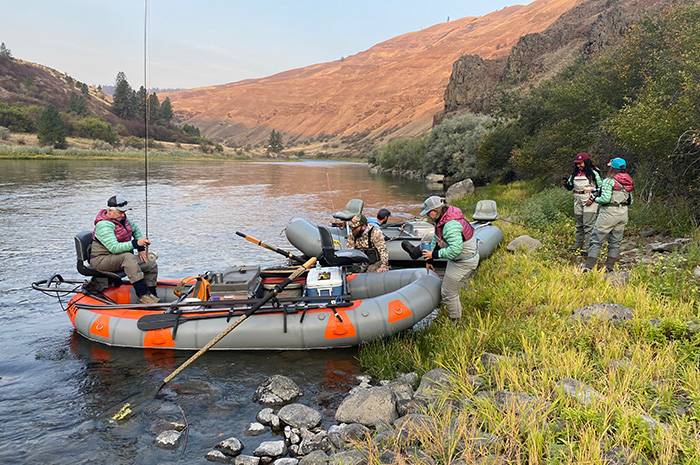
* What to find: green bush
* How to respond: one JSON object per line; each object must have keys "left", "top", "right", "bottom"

{"left": 424, "top": 113, "right": 494, "bottom": 179}
{"left": 0, "top": 101, "right": 37, "bottom": 132}
{"left": 71, "top": 117, "right": 117, "bottom": 143}
{"left": 368, "top": 136, "right": 426, "bottom": 172}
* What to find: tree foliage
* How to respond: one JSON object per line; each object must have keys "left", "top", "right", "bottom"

{"left": 66, "top": 93, "right": 88, "bottom": 116}
{"left": 111, "top": 71, "right": 135, "bottom": 120}
{"left": 0, "top": 42, "right": 12, "bottom": 58}
{"left": 148, "top": 93, "right": 160, "bottom": 124}
{"left": 70, "top": 117, "right": 117, "bottom": 144}
{"left": 0, "top": 101, "right": 37, "bottom": 132}
{"left": 424, "top": 113, "right": 494, "bottom": 179}
{"left": 37, "top": 105, "right": 66, "bottom": 148}
{"left": 268, "top": 129, "right": 283, "bottom": 154}
{"left": 368, "top": 136, "right": 426, "bottom": 172}
{"left": 159, "top": 97, "right": 174, "bottom": 122}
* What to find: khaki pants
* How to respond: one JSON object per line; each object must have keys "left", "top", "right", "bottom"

{"left": 588, "top": 204, "right": 628, "bottom": 260}
{"left": 441, "top": 254, "right": 479, "bottom": 319}
{"left": 573, "top": 193, "right": 598, "bottom": 249}
{"left": 90, "top": 252, "right": 158, "bottom": 287}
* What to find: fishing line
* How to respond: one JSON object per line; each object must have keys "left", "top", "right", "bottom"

{"left": 325, "top": 172, "right": 336, "bottom": 212}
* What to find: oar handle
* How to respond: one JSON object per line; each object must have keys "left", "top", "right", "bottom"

{"left": 235, "top": 231, "right": 305, "bottom": 264}
{"left": 160, "top": 256, "right": 317, "bottom": 387}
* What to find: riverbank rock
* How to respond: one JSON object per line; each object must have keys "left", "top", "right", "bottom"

{"left": 278, "top": 403, "right": 322, "bottom": 429}
{"left": 253, "top": 375, "right": 303, "bottom": 405}
{"left": 445, "top": 179, "right": 474, "bottom": 203}
{"left": 154, "top": 429, "right": 183, "bottom": 449}
{"left": 556, "top": 378, "right": 602, "bottom": 406}
{"left": 571, "top": 303, "right": 634, "bottom": 323}
{"left": 506, "top": 235, "right": 542, "bottom": 253}
{"left": 335, "top": 385, "right": 398, "bottom": 426}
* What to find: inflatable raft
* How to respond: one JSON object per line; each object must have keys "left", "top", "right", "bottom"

{"left": 286, "top": 199, "right": 504, "bottom": 268}
{"left": 33, "top": 227, "right": 442, "bottom": 351}
{"left": 54, "top": 267, "right": 441, "bottom": 350}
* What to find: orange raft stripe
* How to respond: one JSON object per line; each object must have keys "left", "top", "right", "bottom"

{"left": 143, "top": 328, "right": 175, "bottom": 348}
{"left": 387, "top": 299, "right": 413, "bottom": 324}
{"left": 89, "top": 314, "right": 110, "bottom": 338}
{"left": 324, "top": 307, "right": 357, "bottom": 339}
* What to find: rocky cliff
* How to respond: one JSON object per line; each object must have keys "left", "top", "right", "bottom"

{"left": 165, "top": 0, "right": 584, "bottom": 150}
{"left": 440, "top": 0, "right": 673, "bottom": 119}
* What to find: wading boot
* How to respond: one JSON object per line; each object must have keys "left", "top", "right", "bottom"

{"left": 604, "top": 255, "right": 617, "bottom": 272}
{"left": 133, "top": 279, "right": 159, "bottom": 304}
{"left": 401, "top": 240, "right": 423, "bottom": 260}
{"left": 583, "top": 255, "right": 598, "bottom": 273}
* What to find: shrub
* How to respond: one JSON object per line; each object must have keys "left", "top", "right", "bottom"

{"left": 424, "top": 113, "right": 494, "bottom": 179}
{"left": 0, "top": 126, "right": 10, "bottom": 141}
{"left": 369, "top": 136, "right": 426, "bottom": 172}
{"left": 71, "top": 117, "right": 117, "bottom": 143}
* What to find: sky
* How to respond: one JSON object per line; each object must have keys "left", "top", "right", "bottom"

{"left": 3, "top": 0, "right": 533, "bottom": 90}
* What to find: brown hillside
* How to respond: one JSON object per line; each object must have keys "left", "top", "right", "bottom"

{"left": 166, "top": 0, "right": 584, "bottom": 148}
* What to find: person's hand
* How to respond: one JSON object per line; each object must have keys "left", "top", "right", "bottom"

{"left": 421, "top": 249, "right": 432, "bottom": 259}
{"left": 138, "top": 250, "right": 148, "bottom": 263}
{"left": 426, "top": 263, "right": 435, "bottom": 274}
{"left": 376, "top": 267, "right": 387, "bottom": 273}
{"left": 137, "top": 237, "right": 151, "bottom": 247}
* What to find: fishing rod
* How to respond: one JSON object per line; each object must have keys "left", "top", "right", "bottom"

{"left": 143, "top": 0, "right": 150, "bottom": 236}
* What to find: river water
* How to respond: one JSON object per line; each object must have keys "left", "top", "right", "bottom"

{"left": 0, "top": 159, "right": 441, "bottom": 464}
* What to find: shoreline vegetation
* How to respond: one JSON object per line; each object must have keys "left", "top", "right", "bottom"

{"left": 355, "top": 182, "right": 699, "bottom": 464}
{"left": 0, "top": 132, "right": 365, "bottom": 163}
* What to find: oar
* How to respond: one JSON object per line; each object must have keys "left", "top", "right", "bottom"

{"left": 108, "top": 256, "right": 317, "bottom": 422}
{"left": 235, "top": 231, "right": 306, "bottom": 264}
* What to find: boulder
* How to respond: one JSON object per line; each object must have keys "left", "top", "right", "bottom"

{"left": 506, "top": 235, "right": 542, "bottom": 253}
{"left": 335, "top": 386, "right": 398, "bottom": 427}
{"left": 278, "top": 403, "right": 322, "bottom": 429}
{"left": 445, "top": 179, "right": 474, "bottom": 203}
{"left": 253, "top": 375, "right": 303, "bottom": 405}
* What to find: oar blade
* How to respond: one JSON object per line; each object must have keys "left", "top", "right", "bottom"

{"left": 137, "top": 313, "right": 179, "bottom": 331}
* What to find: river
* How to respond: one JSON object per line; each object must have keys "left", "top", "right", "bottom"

{"left": 0, "top": 158, "right": 441, "bottom": 464}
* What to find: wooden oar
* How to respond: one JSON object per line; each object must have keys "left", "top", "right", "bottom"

{"left": 108, "top": 256, "right": 317, "bottom": 423}
{"left": 235, "top": 231, "right": 306, "bottom": 264}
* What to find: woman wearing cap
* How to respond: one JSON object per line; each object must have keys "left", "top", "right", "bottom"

{"left": 564, "top": 152, "right": 602, "bottom": 256}
{"left": 90, "top": 195, "right": 160, "bottom": 304}
{"left": 420, "top": 196, "right": 478, "bottom": 321}
{"left": 585, "top": 158, "right": 634, "bottom": 272}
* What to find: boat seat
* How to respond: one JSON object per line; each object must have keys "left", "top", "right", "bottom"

{"left": 333, "top": 199, "right": 363, "bottom": 221}
{"left": 75, "top": 231, "right": 125, "bottom": 287}
{"left": 318, "top": 226, "right": 369, "bottom": 267}
{"left": 473, "top": 200, "right": 498, "bottom": 222}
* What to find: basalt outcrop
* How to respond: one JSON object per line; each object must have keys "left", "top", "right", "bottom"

{"left": 439, "top": 0, "right": 673, "bottom": 122}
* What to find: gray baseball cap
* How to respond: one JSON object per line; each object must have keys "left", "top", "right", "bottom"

{"left": 107, "top": 195, "right": 132, "bottom": 212}
{"left": 420, "top": 196, "right": 444, "bottom": 215}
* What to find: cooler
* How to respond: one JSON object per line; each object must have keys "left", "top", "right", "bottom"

{"left": 210, "top": 265, "right": 261, "bottom": 300}
{"left": 305, "top": 266, "right": 343, "bottom": 299}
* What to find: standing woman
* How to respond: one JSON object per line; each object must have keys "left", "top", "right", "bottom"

{"left": 585, "top": 158, "right": 634, "bottom": 272}
{"left": 420, "top": 196, "right": 478, "bottom": 321}
{"left": 564, "top": 152, "right": 602, "bottom": 255}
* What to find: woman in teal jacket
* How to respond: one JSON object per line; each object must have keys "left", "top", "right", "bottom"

{"left": 420, "top": 196, "right": 478, "bottom": 321}
{"left": 584, "top": 158, "right": 634, "bottom": 272}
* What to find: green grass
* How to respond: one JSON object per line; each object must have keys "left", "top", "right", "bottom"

{"left": 357, "top": 180, "right": 700, "bottom": 464}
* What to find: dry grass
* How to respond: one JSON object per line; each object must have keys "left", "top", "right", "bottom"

{"left": 358, "top": 182, "right": 700, "bottom": 464}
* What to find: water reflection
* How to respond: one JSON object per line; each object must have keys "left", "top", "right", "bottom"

{"left": 0, "top": 159, "right": 442, "bottom": 464}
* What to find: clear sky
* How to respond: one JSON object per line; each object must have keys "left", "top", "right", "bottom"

{"left": 3, "top": 0, "right": 533, "bottom": 90}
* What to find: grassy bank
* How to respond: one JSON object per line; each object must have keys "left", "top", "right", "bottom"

{"left": 358, "top": 181, "right": 700, "bottom": 463}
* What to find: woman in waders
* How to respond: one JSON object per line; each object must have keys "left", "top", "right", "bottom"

{"left": 420, "top": 196, "right": 478, "bottom": 322}
{"left": 564, "top": 152, "right": 602, "bottom": 256}
{"left": 584, "top": 157, "right": 634, "bottom": 272}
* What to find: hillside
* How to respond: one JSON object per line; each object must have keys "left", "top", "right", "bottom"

{"left": 165, "top": 0, "right": 584, "bottom": 149}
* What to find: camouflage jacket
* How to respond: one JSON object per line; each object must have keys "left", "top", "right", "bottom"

{"left": 346, "top": 225, "right": 389, "bottom": 272}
